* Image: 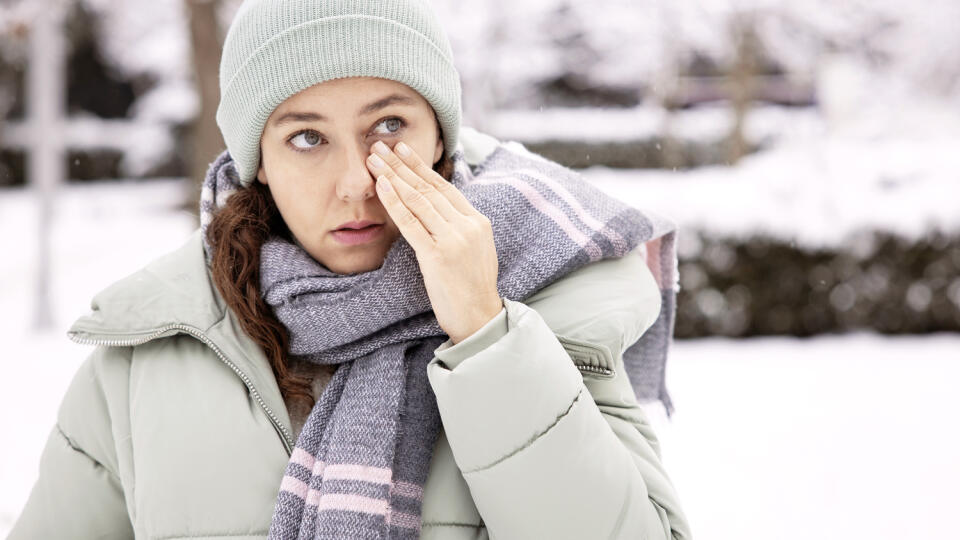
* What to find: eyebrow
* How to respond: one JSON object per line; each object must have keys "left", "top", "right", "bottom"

{"left": 270, "top": 93, "right": 418, "bottom": 128}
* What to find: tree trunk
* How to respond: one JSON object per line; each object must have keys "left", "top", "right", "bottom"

{"left": 184, "top": 0, "right": 225, "bottom": 226}
{"left": 727, "top": 14, "right": 759, "bottom": 165}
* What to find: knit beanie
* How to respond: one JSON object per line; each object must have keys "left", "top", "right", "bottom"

{"left": 216, "top": 0, "right": 463, "bottom": 187}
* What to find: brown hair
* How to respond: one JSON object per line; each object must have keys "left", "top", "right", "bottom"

{"left": 206, "top": 138, "right": 456, "bottom": 412}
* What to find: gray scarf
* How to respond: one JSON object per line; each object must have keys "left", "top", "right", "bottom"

{"left": 199, "top": 139, "right": 679, "bottom": 539}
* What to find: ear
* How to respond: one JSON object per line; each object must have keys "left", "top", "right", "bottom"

{"left": 432, "top": 136, "right": 443, "bottom": 165}
{"left": 256, "top": 157, "right": 268, "bottom": 185}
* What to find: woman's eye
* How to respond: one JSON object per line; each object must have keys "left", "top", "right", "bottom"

{"left": 372, "top": 116, "right": 406, "bottom": 136}
{"left": 289, "top": 130, "right": 322, "bottom": 151}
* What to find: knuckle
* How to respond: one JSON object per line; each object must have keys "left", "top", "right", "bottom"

{"left": 407, "top": 190, "right": 427, "bottom": 206}
{"left": 416, "top": 163, "right": 434, "bottom": 178}
{"left": 473, "top": 214, "right": 492, "bottom": 229}
{"left": 400, "top": 212, "right": 419, "bottom": 227}
{"left": 436, "top": 182, "right": 456, "bottom": 195}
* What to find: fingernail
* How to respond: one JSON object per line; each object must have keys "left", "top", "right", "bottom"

{"left": 368, "top": 154, "right": 385, "bottom": 168}
{"left": 396, "top": 141, "right": 411, "bottom": 157}
{"left": 376, "top": 175, "right": 390, "bottom": 191}
{"left": 373, "top": 140, "right": 391, "bottom": 157}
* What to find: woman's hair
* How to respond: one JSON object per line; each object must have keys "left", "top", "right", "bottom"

{"left": 206, "top": 129, "right": 456, "bottom": 412}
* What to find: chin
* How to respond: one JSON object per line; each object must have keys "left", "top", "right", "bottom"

{"left": 321, "top": 248, "right": 390, "bottom": 275}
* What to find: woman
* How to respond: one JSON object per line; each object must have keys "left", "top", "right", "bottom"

{"left": 10, "top": 1, "right": 691, "bottom": 539}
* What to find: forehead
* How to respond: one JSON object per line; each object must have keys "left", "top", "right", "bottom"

{"left": 269, "top": 77, "right": 427, "bottom": 121}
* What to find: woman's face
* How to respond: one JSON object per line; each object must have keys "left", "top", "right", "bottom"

{"left": 257, "top": 76, "right": 444, "bottom": 275}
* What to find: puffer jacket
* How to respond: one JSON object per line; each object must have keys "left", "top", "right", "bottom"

{"left": 8, "top": 130, "right": 691, "bottom": 540}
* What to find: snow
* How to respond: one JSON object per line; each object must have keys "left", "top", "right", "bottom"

{"left": 643, "top": 331, "right": 960, "bottom": 540}
{"left": 581, "top": 131, "right": 960, "bottom": 252}
{"left": 485, "top": 71, "right": 960, "bottom": 261}
{"left": 433, "top": 0, "right": 960, "bottom": 107}
{"left": 66, "top": 0, "right": 960, "bottom": 132}
{"left": 488, "top": 98, "right": 960, "bottom": 252}
{"left": 0, "top": 179, "right": 196, "bottom": 337}
{"left": 1, "top": 179, "right": 959, "bottom": 538}
{"left": 14, "top": 0, "right": 949, "bottom": 180}
{"left": 79, "top": 0, "right": 194, "bottom": 121}
{"left": 4, "top": 116, "right": 178, "bottom": 178}
{"left": 3, "top": 0, "right": 958, "bottom": 532}
{"left": 487, "top": 103, "right": 824, "bottom": 143}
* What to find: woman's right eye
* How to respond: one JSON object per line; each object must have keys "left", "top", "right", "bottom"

{"left": 288, "top": 130, "right": 323, "bottom": 151}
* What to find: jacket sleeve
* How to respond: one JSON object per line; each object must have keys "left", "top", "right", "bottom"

{"left": 8, "top": 346, "right": 135, "bottom": 539}
{"left": 426, "top": 296, "right": 692, "bottom": 540}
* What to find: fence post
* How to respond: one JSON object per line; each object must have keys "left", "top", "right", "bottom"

{"left": 26, "top": 0, "right": 67, "bottom": 331}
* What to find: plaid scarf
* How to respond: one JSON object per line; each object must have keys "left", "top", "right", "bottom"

{"left": 199, "top": 139, "right": 679, "bottom": 539}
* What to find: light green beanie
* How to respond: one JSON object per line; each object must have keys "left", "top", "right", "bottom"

{"left": 216, "top": 0, "right": 462, "bottom": 187}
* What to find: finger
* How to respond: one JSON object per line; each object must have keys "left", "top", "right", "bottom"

{"left": 367, "top": 152, "right": 449, "bottom": 237}
{"left": 392, "top": 141, "right": 480, "bottom": 218}
{"left": 369, "top": 141, "right": 464, "bottom": 222}
{"left": 375, "top": 175, "right": 435, "bottom": 251}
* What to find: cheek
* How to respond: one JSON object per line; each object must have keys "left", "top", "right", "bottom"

{"left": 268, "top": 177, "right": 328, "bottom": 225}
{"left": 401, "top": 135, "right": 435, "bottom": 165}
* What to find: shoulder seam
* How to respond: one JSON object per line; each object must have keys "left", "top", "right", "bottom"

{"left": 54, "top": 422, "right": 122, "bottom": 482}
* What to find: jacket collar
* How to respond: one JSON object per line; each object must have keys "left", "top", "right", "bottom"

{"left": 67, "top": 228, "right": 295, "bottom": 451}
{"left": 68, "top": 229, "right": 223, "bottom": 339}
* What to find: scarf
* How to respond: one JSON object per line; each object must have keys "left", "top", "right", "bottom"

{"left": 199, "top": 138, "right": 679, "bottom": 539}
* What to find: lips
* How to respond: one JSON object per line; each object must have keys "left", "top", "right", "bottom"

{"left": 336, "top": 219, "right": 382, "bottom": 230}
{"left": 331, "top": 223, "right": 385, "bottom": 245}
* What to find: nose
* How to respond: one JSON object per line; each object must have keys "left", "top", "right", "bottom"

{"left": 335, "top": 142, "right": 377, "bottom": 202}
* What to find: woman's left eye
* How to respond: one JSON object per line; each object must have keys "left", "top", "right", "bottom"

{"left": 288, "top": 130, "right": 323, "bottom": 151}
{"left": 372, "top": 116, "right": 406, "bottom": 136}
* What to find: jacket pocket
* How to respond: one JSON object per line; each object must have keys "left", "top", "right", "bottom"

{"left": 554, "top": 334, "right": 616, "bottom": 380}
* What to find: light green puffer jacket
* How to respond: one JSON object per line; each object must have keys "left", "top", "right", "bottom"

{"left": 9, "top": 130, "right": 691, "bottom": 540}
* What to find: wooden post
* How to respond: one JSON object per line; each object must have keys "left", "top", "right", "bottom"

{"left": 185, "top": 0, "right": 225, "bottom": 226}
{"left": 655, "top": 3, "right": 683, "bottom": 170}
{"left": 727, "top": 13, "right": 759, "bottom": 165}
{"left": 26, "top": 0, "right": 67, "bottom": 331}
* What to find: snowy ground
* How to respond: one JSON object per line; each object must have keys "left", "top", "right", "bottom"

{"left": 646, "top": 332, "right": 960, "bottom": 540}
{"left": 1, "top": 174, "right": 958, "bottom": 538}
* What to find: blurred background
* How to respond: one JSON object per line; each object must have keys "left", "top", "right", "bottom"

{"left": 1, "top": 0, "right": 958, "bottom": 537}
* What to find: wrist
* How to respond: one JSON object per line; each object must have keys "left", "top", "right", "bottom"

{"left": 449, "top": 295, "right": 505, "bottom": 345}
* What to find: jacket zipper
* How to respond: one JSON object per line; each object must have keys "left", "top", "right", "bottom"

{"left": 67, "top": 324, "right": 295, "bottom": 454}
{"left": 575, "top": 364, "right": 614, "bottom": 377}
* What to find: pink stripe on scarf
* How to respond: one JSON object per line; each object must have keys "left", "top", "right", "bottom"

{"left": 510, "top": 167, "right": 630, "bottom": 256}
{"left": 290, "top": 447, "right": 315, "bottom": 469}
{"left": 323, "top": 463, "right": 393, "bottom": 484}
{"left": 312, "top": 458, "right": 326, "bottom": 477}
{"left": 391, "top": 480, "right": 423, "bottom": 500}
{"left": 279, "top": 475, "right": 308, "bottom": 499}
{"left": 387, "top": 508, "right": 422, "bottom": 530}
{"left": 472, "top": 176, "right": 603, "bottom": 261}
{"left": 316, "top": 493, "right": 388, "bottom": 515}
{"left": 278, "top": 463, "right": 425, "bottom": 507}
{"left": 306, "top": 486, "right": 321, "bottom": 506}
{"left": 645, "top": 237, "right": 664, "bottom": 289}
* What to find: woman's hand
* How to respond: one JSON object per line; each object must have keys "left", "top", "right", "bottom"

{"left": 367, "top": 140, "right": 503, "bottom": 345}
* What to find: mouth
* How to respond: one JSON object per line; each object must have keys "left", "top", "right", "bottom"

{"left": 331, "top": 223, "right": 384, "bottom": 245}
{"left": 335, "top": 219, "right": 383, "bottom": 230}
